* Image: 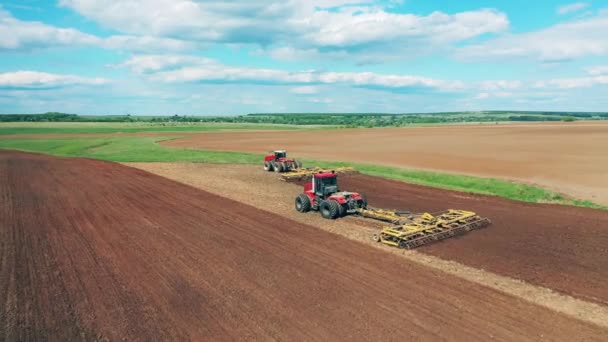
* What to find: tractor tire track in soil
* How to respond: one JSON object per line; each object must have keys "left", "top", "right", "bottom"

{"left": 2, "top": 151, "right": 607, "bottom": 341}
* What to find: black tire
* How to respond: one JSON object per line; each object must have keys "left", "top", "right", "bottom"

{"left": 319, "top": 200, "right": 340, "bottom": 219}
{"left": 280, "top": 161, "right": 288, "bottom": 172}
{"left": 274, "top": 161, "right": 283, "bottom": 173}
{"left": 337, "top": 204, "right": 346, "bottom": 217}
{"left": 294, "top": 160, "right": 303, "bottom": 169}
{"left": 295, "top": 194, "right": 311, "bottom": 213}
{"left": 264, "top": 161, "right": 272, "bottom": 171}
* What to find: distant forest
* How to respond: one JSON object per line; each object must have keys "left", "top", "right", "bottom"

{"left": 1, "top": 111, "right": 607, "bottom": 127}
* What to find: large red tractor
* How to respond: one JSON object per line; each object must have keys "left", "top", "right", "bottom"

{"left": 295, "top": 171, "right": 367, "bottom": 219}
{"left": 264, "top": 150, "right": 302, "bottom": 173}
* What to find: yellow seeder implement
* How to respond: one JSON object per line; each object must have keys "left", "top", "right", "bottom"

{"left": 372, "top": 210, "right": 490, "bottom": 249}
{"left": 280, "top": 167, "right": 356, "bottom": 181}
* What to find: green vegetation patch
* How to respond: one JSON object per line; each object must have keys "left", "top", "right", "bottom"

{"left": 0, "top": 137, "right": 262, "bottom": 164}
{"left": 0, "top": 122, "right": 305, "bottom": 135}
{"left": 0, "top": 136, "right": 604, "bottom": 210}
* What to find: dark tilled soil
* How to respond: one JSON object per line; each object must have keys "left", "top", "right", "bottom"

{"left": 1, "top": 151, "right": 606, "bottom": 341}
{"left": 338, "top": 174, "right": 608, "bottom": 306}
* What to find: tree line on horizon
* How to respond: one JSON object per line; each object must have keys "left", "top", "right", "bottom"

{"left": 1, "top": 111, "right": 607, "bottom": 126}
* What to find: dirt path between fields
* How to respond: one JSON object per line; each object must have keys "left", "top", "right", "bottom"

{"left": 126, "top": 162, "right": 608, "bottom": 329}
{"left": 5, "top": 151, "right": 608, "bottom": 340}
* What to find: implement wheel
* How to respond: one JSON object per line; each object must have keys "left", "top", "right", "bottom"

{"left": 319, "top": 200, "right": 340, "bottom": 219}
{"left": 295, "top": 194, "right": 311, "bottom": 213}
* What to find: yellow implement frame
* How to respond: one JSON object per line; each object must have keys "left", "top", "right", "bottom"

{"left": 373, "top": 210, "right": 491, "bottom": 249}
{"left": 356, "top": 207, "right": 411, "bottom": 224}
{"left": 280, "top": 167, "right": 356, "bottom": 181}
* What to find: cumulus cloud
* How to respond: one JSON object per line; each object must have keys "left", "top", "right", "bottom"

{"left": 557, "top": 2, "right": 589, "bottom": 15}
{"left": 0, "top": 8, "right": 97, "bottom": 50}
{"left": 58, "top": 0, "right": 508, "bottom": 61}
{"left": 0, "top": 71, "right": 108, "bottom": 88}
{"left": 455, "top": 12, "right": 608, "bottom": 62}
{"left": 0, "top": 8, "right": 194, "bottom": 52}
{"left": 119, "top": 54, "right": 465, "bottom": 92}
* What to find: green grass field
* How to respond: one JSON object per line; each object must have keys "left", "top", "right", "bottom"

{"left": 0, "top": 133, "right": 604, "bottom": 210}
{"left": 0, "top": 136, "right": 262, "bottom": 163}
{"left": 0, "top": 122, "right": 308, "bottom": 135}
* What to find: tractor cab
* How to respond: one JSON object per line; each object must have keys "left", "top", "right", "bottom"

{"left": 273, "top": 150, "right": 287, "bottom": 160}
{"left": 311, "top": 172, "right": 339, "bottom": 199}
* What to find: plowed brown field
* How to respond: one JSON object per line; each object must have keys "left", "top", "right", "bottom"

{"left": 128, "top": 163, "right": 608, "bottom": 307}
{"left": 162, "top": 121, "right": 608, "bottom": 204}
{"left": 339, "top": 174, "right": 608, "bottom": 306}
{"left": 2, "top": 151, "right": 607, "bottom": 341}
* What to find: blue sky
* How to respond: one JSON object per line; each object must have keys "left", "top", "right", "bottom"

{"left": 0, "top": 0, "right": 607, "bottom": 115}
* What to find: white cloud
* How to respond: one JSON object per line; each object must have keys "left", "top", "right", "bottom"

{"left": 0, "top": 8, "right": 97, "bottom": 50}
{"left": 557, "top": 2, "right": 589, "bottom": 15}
{"left": 119, "top": 54, "right": 465, "bottom": 92}
{"left": 0, "top": 8, "right": 194, "bottom": 52}
{"left": 455, "top": 12, "right": 608, "bottom": 62}
{"left": 290, "top": 86, "right": 318, "bottom": 94}
{"left": 59, "top": 1, "right": 508, "bottom": 61}
{"left": 101, "top": 35, "right": 196, "bottom": 53}
{"left": 541, "top": 75, "right": 608, "bottom": 89}
{"left": 116, "top": 54, "right": 213, "bottom": 73}
{"left": 0, "top": 71, "right": 108, "bottom": 88}
{"left": 480, "top": 80, "right": 522, "bottom": 91}
{"left": 586, "top": 65, "right": 608, "bottom": 75}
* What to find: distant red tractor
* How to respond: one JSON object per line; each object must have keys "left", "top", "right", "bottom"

{"left": 264, "top": 150, "right": 302, "bottom": 173}
{"left": 295, "top": 171, "right": 367, "bottom": 219}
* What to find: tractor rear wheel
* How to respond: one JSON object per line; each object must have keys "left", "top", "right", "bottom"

{"left": 264, "top": 161, "right": 272, "bottom": 171}
{"left": 319, "top": 200, "right": 340, "bottom": 219}
{"left": 280, "top": 161, "right": 288, "bottom": 172}
{"left": 274, "top": 161, "right": 283, "bottom": 173}
{"left": 295, "top": 194, "right": 311, "bottom": 213}
{"left": 294, "top": 160, "right": 303, "bottom": 169}
{"left": 337, "top": 204, "right": 346, "bottom": 217}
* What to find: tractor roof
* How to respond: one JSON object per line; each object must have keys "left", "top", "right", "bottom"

{"left": 274, "top": 150, "right": 286, "bottom": 153}
{"left": 314, "top": 172, "right": 337, "bottom": 179}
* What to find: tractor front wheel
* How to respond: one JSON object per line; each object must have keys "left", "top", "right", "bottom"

{"left": 264, "top": 161, "right": 273, "bottom": 171}
{"left": 319, "top": 200, "right": 340, "bottom": 219}
{"left": 295, "top": 194, "right": 311, "bottom": 213}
